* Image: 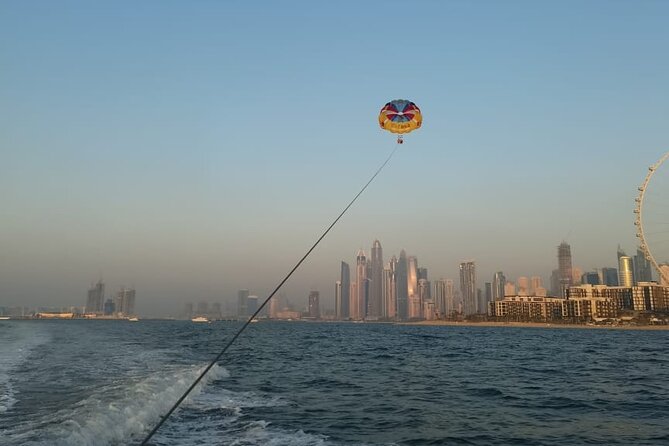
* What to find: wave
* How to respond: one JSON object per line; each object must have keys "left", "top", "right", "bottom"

{"left": 4, "top": 363, "right": 227, "bottom": 445}
{"left": 0, "top": 323, "right": 51, "bottom": 414}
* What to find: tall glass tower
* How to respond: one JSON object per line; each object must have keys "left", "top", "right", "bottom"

{"left": 492, "top": 271, "right": 505, "bottom": 300}
{"left": 382, "top": 256, "right": 397, "bottom": 319}
{"left": 459, "top": 261, "right": 477, "bottom": 315}
{"left": 634, "top": 247, "right": 652, "bottom": 284}
{"left": 340, "top": 261, "right": 350, "bottom": 319}
{"left": 558, "top": 242, "right": 573, "bottom": 297}
{"left": 355, "top": 250, "right": 367, "bottom": 320}
{"left": 86, "top": 280, "right": 105, "bottom": 313}
{"left": 396, "top": 250, "right": 409, "bottom": 320}
{"left": 369, "top": 240, "right": 383, "bottom": 318}
{"left": 618, "top": 256, "right": 635, "bottom": 287}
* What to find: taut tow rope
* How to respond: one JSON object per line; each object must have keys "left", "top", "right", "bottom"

{"left": 139, "top": 143, "right": 401, "bottom": 445}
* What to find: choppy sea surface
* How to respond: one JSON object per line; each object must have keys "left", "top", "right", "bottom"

{"left": 1, "top": 320, "right": 668, "bottom": 445}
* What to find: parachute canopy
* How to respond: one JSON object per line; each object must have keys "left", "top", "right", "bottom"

{"left": 378, "top": 99, "right": 422, "bottom": 134}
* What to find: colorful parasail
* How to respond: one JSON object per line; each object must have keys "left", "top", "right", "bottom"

{"left": 378, "top": 99, "right": 422, "bottom": 143}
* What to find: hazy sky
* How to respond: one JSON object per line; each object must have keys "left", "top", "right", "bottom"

{"left": 2, "top": 1, "right": 669, "bottom": 315}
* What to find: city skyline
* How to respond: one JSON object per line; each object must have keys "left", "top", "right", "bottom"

{"left": 3, "top": 2, "right": 669, "bottom": 315}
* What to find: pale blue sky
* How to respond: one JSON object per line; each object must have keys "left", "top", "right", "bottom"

{"left": 2, "top": 1, "right": 669, "bottom": 315}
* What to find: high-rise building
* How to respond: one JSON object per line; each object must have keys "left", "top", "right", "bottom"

{"left": 492, "top": 272, "right": 506, "bottom": 300}
{"left": 601, "top": 267, "right": 619, "bottom": 286}
{"left": 407, "top": 256, "right": 419, "bottom": 318}
{"left": 582, "top": 271, "right": 601, "bottom": 285}
{"left": 504, "top": 281, "right": 516, "bottom": 296}
{"left": 558, "top": 242, "right": 573, "bottom": 297}
{"left": 477, "top": 288, "right": 485, "bottom": 314}
{"left": 530, "top": 276, "right": 543, "bottom": 295}
{"left": 382, "top": 256, "right": 397, "bottom": 319}
{"left": 340, "top": 261, "right": 350, "bottom": 319}
{"left": 396, "top": 250, "right": 409, "bottom": 320}
{"left": 459, "top": 261, "right": 477, "bottom": 315}
{"left": 246, "top": 295, "right": 259, "bottom": 316}
{"left": 349, "top": 281, "right": 357, "bottom": 320}
{"left": 308, "top": 291, "right": 320, "bottom": 318}
{"left": 634, "top": 248, "right": 653, "bottom": 284}
{"left": 369, "top": 240, "right": 383, "bottom": 318}
{"left": 269, "top": 293, "right": 285, "bottom": 319}
{"left": 418, "top": 278, "right": 430, "bottom": 309}
{"left": 334, "top": 281, "right": 342, "bottom": 319}
{"left": 355, "top": 250, "right": 368, "bottom": 320}
{"left": 550, "top": 269, "right": 560, "bottom": 296}
{"left": 86, "top": 280, "right": 105, "bottom": 314}
{"left": 417, "top": 268, "right": 428, "bottom": 281}
{"left": 116, "top": 288, "right": 136, "bottom": 316}
{"left": 484, "top": 282, "right": 492, "bottom": 308}
{"left": 618, "top": 256, "right": 634, "bottom": 287}
{"left": 517, "top": 277, "right": 530, "bottom": 296}
{"left": 434, "top": 279, "right": 447, "bottom": 317}
{"left": 445, "top": 279, "right": 455, "bottom": 316}
{"left": 238, "top": 289, "right": 249, "bottom": 318}
{"left": 103, "top": 299, "right": 115, "bottom": 315}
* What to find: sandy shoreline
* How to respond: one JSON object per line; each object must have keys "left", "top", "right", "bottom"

{"left": 400, "top": 320, "right": 669, "bottom": 330}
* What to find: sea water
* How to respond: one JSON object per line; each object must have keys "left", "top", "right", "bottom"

{"left": 1, "top": 320, "right": 668, "bottom": 445}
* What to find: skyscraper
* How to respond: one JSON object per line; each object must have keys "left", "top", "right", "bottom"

{"left": 396, "top": 250, "right": 409, "bottom": 320}
{"left": 86, "top": 280, "right": 105, "bottom": 314}
{"left": 618, "top": 255, "right": 634, "bottom": 287}
{"left": 355, "top": 249, "right": 368, "bottom": 320}
{"left": 484, "top": 282, "right": 492, "bottom": 309}
{"left": 116, "top": 288, "right": 136, "bottom": 316}
{"left": 369, "top": 240, "right": 383, "bottom": 318}
{"left": 517, "top": 276, "right": 530, "bottom": 296}
{"left": 383, "top": 256, "right": 397, "bottom": 319}
{"left": 418, "top": 278, "right": 430, "bottom": 307}
{"left": 237, "top": 289, "right": 249, "bottom": 318}
{"left": 558, "top": 242, "right": 573, "bottom": 297}
{"left": 582, "top": 271, "right": 601, "bottom": 285}
{"left": 601, "top": 267, "right": 619, "bottom": 286}
{"left": 634, "top": 247, "right": 653, "bottom": 284}
{"left": 530, "top": 276, "right": 543, "bottom": 294}
{"left": 269, "top": 293, "right": 285, "bottom": 319}
{"left": 445, "top": 279, "right": 455, "bottom": 317}
{"left": 492, "top": 272, "right": 506, "bottom": 300}
{"left": 308, "top": 291, "right": 320, "bottom": 319}
{"left": 334, "top": 281, "right": 342, "bottom": 319}
{"left": 434, "top": 279, "right": 447, "bottom": 317}
{"left": 246, "top": 295, "right": 258, "bottom": 316}
{"left": 340, "top": 261, "right": 350, "bottom": 319}
{"left": 459, "top": 261, "right": 477, "bottom": 315}
{"left": 407, "top": 256, "right": 421, "bottom": 319}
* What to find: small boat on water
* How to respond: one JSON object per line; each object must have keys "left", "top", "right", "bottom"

{"left": 191, "top": 316, "right": 209, "bottom": 323}
{"left": 128, "top": 317, "right": 139, "bottom": 322}
{"left": 0, "top": 316, "right": 10, "bottom": 320}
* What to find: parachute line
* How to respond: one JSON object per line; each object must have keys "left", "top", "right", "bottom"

{"left": 139, "top": 142, "right": 401, "bottom": 445}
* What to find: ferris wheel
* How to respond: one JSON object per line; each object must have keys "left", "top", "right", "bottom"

{"left": 635, "top": 151, "right": 669, "bottom": 284}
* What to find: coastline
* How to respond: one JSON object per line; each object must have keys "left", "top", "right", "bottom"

{"left": 401, "top": 320, "right": 669, "bottom": 330}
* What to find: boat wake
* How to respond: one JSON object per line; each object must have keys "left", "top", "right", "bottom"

{"left": 0, "top": 324, "right": 50, "bottom": 414}
{"left": 4, "top": 363, "right": 227, "bottom": 445}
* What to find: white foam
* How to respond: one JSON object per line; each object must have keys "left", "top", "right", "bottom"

{"left": 5, "top": 363, "right": 228, "bottom": 446}
{"left": 0, "top": 323, "right": 50, "bottom": 413}
{"left": 229, "top": 420, "right": 331, "bottom": 446}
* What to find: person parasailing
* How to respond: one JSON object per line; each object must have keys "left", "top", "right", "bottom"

{"left": 378, "top": 99, "right": 422, "bottom": 144}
